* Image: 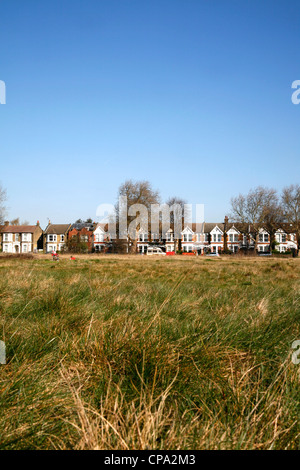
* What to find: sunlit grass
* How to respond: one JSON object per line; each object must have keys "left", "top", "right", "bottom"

{"left": 0, "top": 255, "right": 299, "bottom": 449}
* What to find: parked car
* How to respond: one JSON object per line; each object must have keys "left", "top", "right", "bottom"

{"left": 147, "top": 247, "right": 166, "bottom": 256}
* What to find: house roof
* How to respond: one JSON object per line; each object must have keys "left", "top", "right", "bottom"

{"left": 203, "top": 223, "right": 224, "bottom": 233}
{"left": 44, "top": 224, "right": 71, "bottom": 235}
{"left": 70, "top": 222, "right": 96, "bottom": 231}
{"left": 276, "top": 223, "right": 297, "bottom": 234}
{"left": 184, "top": 222, "right": 205, "bottom": 233}
{"left": 1, "top": 225, "right": 39, "bottom": 233}
{"left": 95, "top": 222, "right": 109, "bottom": 232}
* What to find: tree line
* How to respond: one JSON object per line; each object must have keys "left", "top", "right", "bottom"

{"left": 0, "top": 181, "right": 299, "bottom": 252}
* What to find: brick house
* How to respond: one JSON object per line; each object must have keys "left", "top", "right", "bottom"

{"left": 68, "top": 221, "right": 96, "bottom": 252}
{"left": 1, "top": 221, "right": 43, "bottom": 253}
{"left": 44, "top": 223, "right": 71, "bottom": 253}
{"left": 93, "top": 223, "right": 110, "bottom": 252}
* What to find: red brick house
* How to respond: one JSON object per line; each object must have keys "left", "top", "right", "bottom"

{"left": 68, "top": 221, "right": 96, "bottom": 252}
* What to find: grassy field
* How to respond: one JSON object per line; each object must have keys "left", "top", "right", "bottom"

{"left": 0, "top": 254, "right": 299, "bottom": 450}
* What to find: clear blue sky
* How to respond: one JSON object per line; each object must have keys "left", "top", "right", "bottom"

{"left": 0, "top": 0, "right": 299, "bottom": 228}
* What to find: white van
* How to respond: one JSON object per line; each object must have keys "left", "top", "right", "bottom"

{"left": 147, "top": 247, "right": 166, "bottom": 256}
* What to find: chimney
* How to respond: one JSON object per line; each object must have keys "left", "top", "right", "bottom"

{"left": 37, "top": 220, "right": 40, "bottom": 226}
{"left": 224, "top": 216, "right": 228, "bottom": 228}
{"left": 4, "top": 221, "right": 9, "bottom": 226}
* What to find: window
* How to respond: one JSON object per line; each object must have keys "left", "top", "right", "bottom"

{"left": 218, "top": 234, "right": 221, "bottom": 242}
{"left": 259, "top": 234, "right": 263, "bottom": 242}
{"left": 282, "top": 234, "right": 286, "bottom": 243}
{"left": 15, "top": 234, "right": 19, "bottom": 241}
{"left": 3, "top": 234, "right": 9, "bottom": 241}
{"left": 139, "top": 233, "right": 148, "bottom": 242}
{"left": 61, "top": 235, "right": 65, "bottom": 242}
{"left": 22, "top": 233, "right": 31, "bottom": 242}
{"left": 264, "top": 234, "right": 269, "bottom": 242}
{"left": 183, "top": 234, "right": 187, "bottom": 242}
{"left": 188, "top": 234, "right": 193, "bottom": 242}
{"left": 48, "top": 234, "right": 57, "bottom": 242}
{"left": 234, "top": 234, "right": 238, "bottom": 242}
{"left": 23, "top": 244, "right": 28, "bottom": 253}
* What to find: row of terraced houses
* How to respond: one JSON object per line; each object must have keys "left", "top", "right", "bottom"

{"left": 0, "top": 217, "right": 298, "bottom": 255}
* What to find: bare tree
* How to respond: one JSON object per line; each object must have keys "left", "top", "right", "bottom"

{"left": 230, "top": 186, "right": 280, "bottom": 251}
{"left": 10, "top": 218, "right": 30, "bottom": 226}
{"left": 0, "top": 184, "right": 7, "bottom": 225}
{"left": 282, "top": 184, "right": 300, "bottom": 251}
{"left": 165, "top": 196, "right": 187, "bottom": 252}
{"left": 259, "top": 189, "right": 282, "bottom": 251}
{"left": 116, "top": 180, "right": 160, "bottom": 253}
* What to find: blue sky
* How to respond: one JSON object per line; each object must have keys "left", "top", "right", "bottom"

{"left": 0, "top": 0, "right": 299, "bottom": 227}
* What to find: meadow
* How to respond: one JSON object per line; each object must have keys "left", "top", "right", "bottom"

{"left": 0, "top": 254, "right": 299, "bottom": 450}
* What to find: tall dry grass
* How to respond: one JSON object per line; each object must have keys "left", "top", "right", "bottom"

{"left": 0, "top": 255, "right": 299, "bottom": 449}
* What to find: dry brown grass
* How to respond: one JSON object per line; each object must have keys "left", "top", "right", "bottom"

{"left": 0, "top": 255, "right": 299, "bottom": 449}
